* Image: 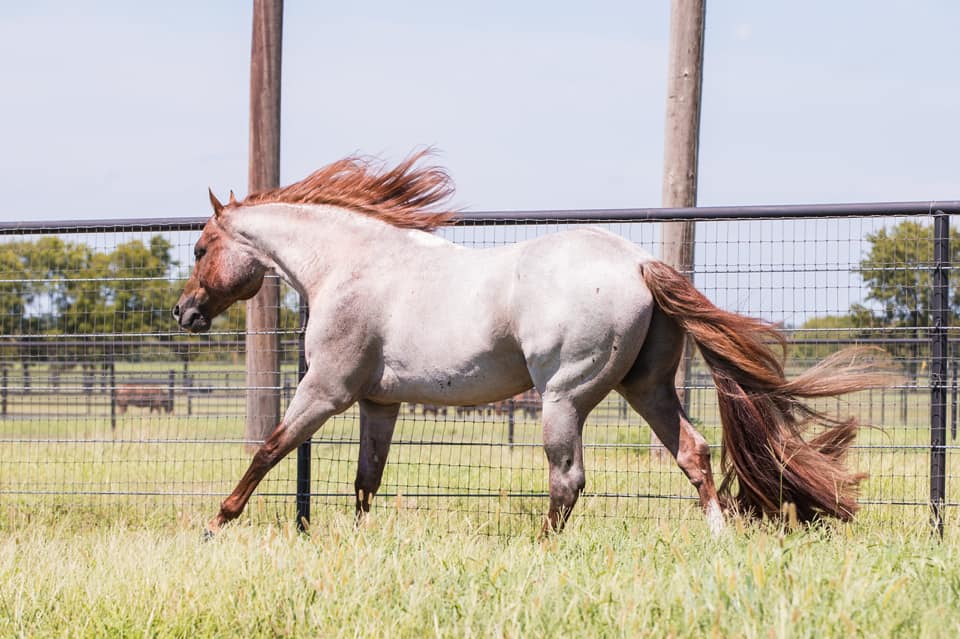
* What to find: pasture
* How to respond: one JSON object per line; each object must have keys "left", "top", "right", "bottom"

{"left": 2, "top": 506, "right": 959, "bottom": 637}
{"left": 4, "top": 360, "right": 956, "bottom": 636}
{"left": 1, "top": 360, "right": 954, "bottom": 535}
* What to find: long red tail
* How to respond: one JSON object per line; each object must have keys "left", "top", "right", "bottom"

{"left": 640, "top": 260, "right": 895, "bottom": 521}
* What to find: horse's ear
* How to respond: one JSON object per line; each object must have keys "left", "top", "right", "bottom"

{"left": 228, "top": 190, "right": 238, "bottom": 205}
{"left": 208, "top": 188, "right": 224, "bottom": 217}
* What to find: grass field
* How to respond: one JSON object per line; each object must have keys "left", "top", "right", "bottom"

{"left": 2, "top": 361, "right": 960, "bottom": 636}
{"left": 1, "top": 359, "right": 955, "bottom": 531}
{"left": 1, "top": 507, "right": 959, "bottom": 637}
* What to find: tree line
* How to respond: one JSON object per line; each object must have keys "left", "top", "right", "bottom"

{"left": 0, "top": 234, "right": 300, "bottom": 363}
{"left": 794, "top": 220, "right": 960, "bottom": 378}
{"left": 1, "top": 221, "right": 953, "bottom": 368}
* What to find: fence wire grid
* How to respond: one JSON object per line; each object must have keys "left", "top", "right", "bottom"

{"left": 1, "top": 203, "right": 958, "bottom": 534}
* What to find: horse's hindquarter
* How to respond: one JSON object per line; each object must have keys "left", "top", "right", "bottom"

{"left": 511, "top": 228, "right": 657, "bottom": 403}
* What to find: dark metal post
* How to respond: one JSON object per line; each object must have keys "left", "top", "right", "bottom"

{"left": 507, "top": 399, "right": 515, "bottom": 449}
{"left": 901, "top": 388, "right": 908, "bottom": 425}
{"left": 1, "top": 366, "right": 7, "bottom": 416}
{"left": 183, "top": 360, "right": 193, "bottom": 416}
{"left": 930, "top": 211, "right": 949, "bottom": 536}
{"left": 84, "top": 365, "right": 92, "bottom": 414}
{"left": 109, "top": 360, "right": 116, "bottom": 431}
{"left": 168, "top": 369, "right": 175, "bottom": 412}
{"left": 951, "top": 341, "right": 958, "bottom": 441}
{"left": 881, "top": 388, "right": 886, "bottom": 424}
{"left": 295, "top": 297, "right": 311, "bottom": 531}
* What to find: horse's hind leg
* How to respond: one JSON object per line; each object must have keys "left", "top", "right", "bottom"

{"left": 355, "top": 400, "right": 400, "bottom": 517}
{"left": 540, "top": 399, "right": 587, "bottom": 536}
{"left": 619, "top": 379, "right": 724, "bottom": 533}
{"left": 618, "top": 309, "right": 724, "bottom": 533}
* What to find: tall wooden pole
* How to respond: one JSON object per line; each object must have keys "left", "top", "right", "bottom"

{"left": 245, "top": 0, "right": 283, "bottom": 453}
{"left": 659, "top": 0, "right": 706, "bottom": 440}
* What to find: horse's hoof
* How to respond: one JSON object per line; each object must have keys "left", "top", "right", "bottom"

{"left": 706, "top": 500, "right": 726, "bottom": 536}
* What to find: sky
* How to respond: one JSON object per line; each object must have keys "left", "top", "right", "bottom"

{"left": 0, "top": 1, "right": 957, "bottom": 223}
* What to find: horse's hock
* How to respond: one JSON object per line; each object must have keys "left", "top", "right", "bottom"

{"left": 0, "top": 200, "right": 957, "bottom": 534}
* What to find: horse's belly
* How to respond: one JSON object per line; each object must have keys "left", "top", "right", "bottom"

{"left": 366, "top": 347, "right": 532, "bottom": 406}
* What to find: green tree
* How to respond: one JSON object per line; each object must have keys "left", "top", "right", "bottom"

{"left": 61, "top": 236, "right": 180, "bottom": 359}
{"left": 858, "top": 220, "right": 960, "bottom": 379}
{"left": 0, "top": 237, "right": 93, "bottom": 364}
{"left": 0, "top": 241, "right": 36, "bottom": 335}
{"left": 2, "top": 234, "right": 299, "bottom": 365}
{"left": 791, "top": 310, "right": 877, "bottom": 364}
{"left": 859, "top": 220, "right": 960, "bottom": 326}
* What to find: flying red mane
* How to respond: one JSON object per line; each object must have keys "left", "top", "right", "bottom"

{"left": 232, "top": 150, "right": 457, "bottom": 231}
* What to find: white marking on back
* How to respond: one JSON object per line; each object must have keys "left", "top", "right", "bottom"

{"left": 407, "top": 229, "right": 455, "bottom": 248}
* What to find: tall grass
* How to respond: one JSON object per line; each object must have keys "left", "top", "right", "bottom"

{"left": 1, "top": 508, "right": 959, "bottom": 638}
{"left": 2, "top": 362, "right": 958, "bottom": 636}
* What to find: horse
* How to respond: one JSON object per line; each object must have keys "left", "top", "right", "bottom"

{"left": 174, "top": 151, "right": 893, "bottom": 536}
{"left": 115, "top": 383, "right": 174, "bottom": 414}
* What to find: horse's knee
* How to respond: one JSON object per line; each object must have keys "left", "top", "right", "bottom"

{"left": 567, "top": 469, "right": 586, "bottom": 502}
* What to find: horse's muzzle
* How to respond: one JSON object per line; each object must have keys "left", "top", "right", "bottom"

{"left": 173, "top": 301, "right": 211, "bottom": 333}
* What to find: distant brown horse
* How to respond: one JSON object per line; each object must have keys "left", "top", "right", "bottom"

{"left": 174, "top": 151, "right": 895, "bottom": 536}
{"left": 488, "top": 389, "right": 542, "bottom": 418}
{"left": 115, "top": 384, "right": 173, "bottom": 414}
{"left": 408, "top": 403, "right": 447, "bottom": 417}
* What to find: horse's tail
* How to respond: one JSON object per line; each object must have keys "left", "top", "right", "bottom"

{"left": 639, "top": 259, "right": 896, "bottom": 522}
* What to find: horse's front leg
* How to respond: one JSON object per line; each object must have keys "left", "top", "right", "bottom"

{"left": 207, "top": 369, "right": 355, "bottom": 534}
{"left": 354, "top": 399, "right": 400, "bottom": 518}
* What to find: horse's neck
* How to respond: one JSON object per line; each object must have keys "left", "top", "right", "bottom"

{"left": 226, "top": 203, "right": 443, "bottom": 296}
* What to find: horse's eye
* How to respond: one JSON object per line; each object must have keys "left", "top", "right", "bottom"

{"left": 194, "top": 247, "right": 206, "bottom": 260}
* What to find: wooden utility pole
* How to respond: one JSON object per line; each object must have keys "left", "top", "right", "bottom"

{"left": 245, "top": 0, "right": 283, "bottom": 453}
{"left": 660, "top": 0, "right": 706, "bottom": 428}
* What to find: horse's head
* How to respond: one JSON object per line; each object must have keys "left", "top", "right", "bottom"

{"left": 173, "top": 190, "right": 267, "bottom": 333}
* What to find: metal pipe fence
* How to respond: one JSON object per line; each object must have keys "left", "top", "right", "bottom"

{"left": 1, "top": 201, "right": 958, "bottom": 534}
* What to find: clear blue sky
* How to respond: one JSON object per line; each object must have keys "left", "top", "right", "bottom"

{"left": 0, "top": 1, "right": 957, "bottom": 221}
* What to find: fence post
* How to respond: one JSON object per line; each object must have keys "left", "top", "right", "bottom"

{"left": 296, "top": 296, "right": 311, "bottom": 531}
{"left": 183, "top": 360, "right": 193, "bottom": 416}
{"left": 1, "top": 366, "right": 7, "bottom": 416}
{"left": 951, "top": 342, "right": 958, "bottom": 441}
{"left": 930, "top": 211, "right": 949, "bottom": 536}
{"left": 83, "top": 365, "right": 92, "bottom": 414}
{"left": 109, "top": 360, "right": 116, "bottom": 431}
{"left": 168, "top": 369, "right": 175, "bottom": 413}
{"left": 881, "top": 388, "right": 886, "bottom": 424}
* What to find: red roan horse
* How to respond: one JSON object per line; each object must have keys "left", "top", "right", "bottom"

{"left": 174, "top": 152, "right": 894, "bottom": 536}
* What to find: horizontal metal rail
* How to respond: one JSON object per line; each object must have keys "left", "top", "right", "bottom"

{"left": 1, "top": 489, "right": 954, "bottom": 510}
{"left": 2, "top": 200, "right": 958, "bottom": 235}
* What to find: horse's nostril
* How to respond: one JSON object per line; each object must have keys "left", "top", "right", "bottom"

{"left": 172, "top": 305, "right": 180, "bottom": 319}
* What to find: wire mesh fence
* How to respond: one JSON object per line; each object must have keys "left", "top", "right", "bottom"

{"left": 0, "top": 204, "right": 957, "bottom": 534}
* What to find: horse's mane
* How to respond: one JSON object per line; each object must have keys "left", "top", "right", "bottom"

{"left": 233, "top": 149, "right": 456, "bottom": 231}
